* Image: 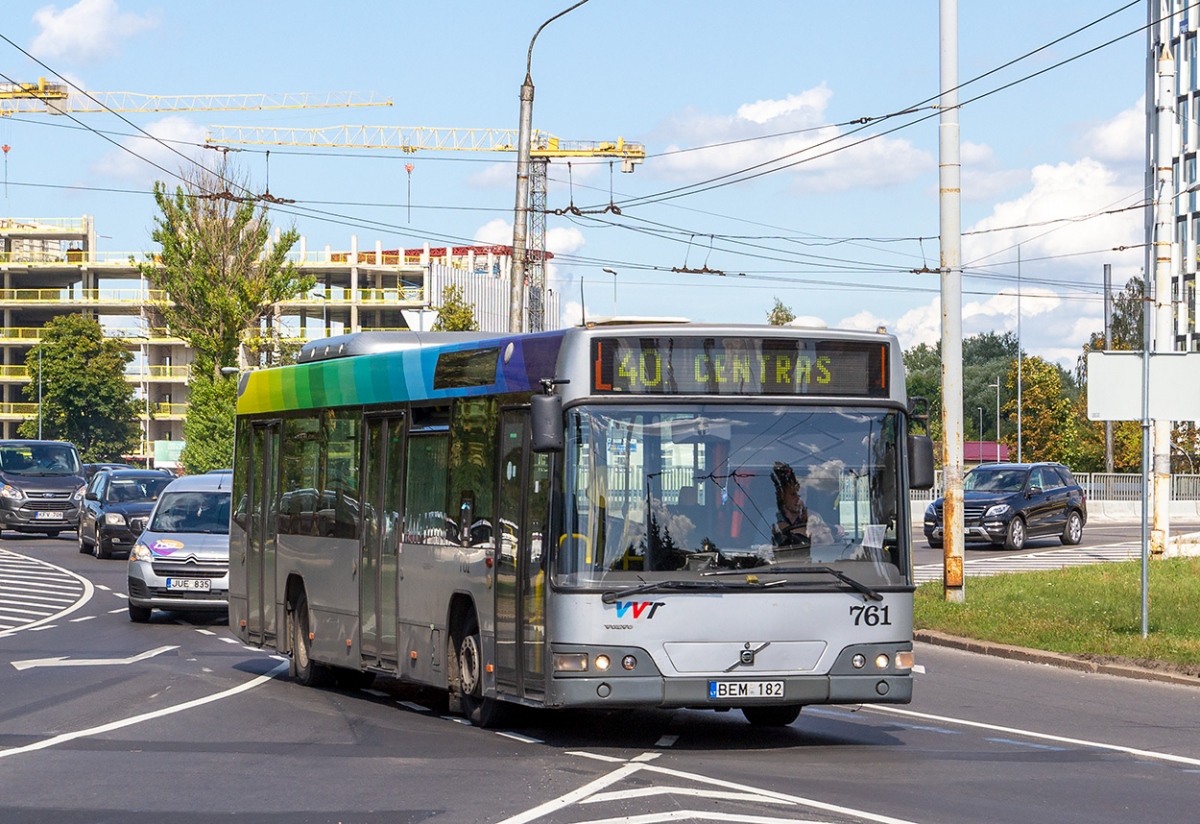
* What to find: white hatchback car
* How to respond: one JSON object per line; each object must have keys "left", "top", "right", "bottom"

{"left": 126, "top": 471, "right": 232, "bottom": 623}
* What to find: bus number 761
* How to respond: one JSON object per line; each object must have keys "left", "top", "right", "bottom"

{"left": 849, "top": 604, "right": 891, "bottom": 626}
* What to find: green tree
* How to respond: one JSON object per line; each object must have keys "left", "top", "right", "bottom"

{"left": 1005, "top": 356, "right": 1078, "bottom": 463}
{"left": 18, "top": 315, "right": 140, "bottom": 461}
{"left": 766, "top": 298, "right": 795, "bottom": 326}
{"left": 902, "top": 341, "right": 942, "bottom": 440}
{"left": 432, "top": 284, "right": 479, "bottom": 331}
{"left": 137, "top": 160, "right": 312, "bottom": 375}
{"left": 138, "top": 161, "right": 313, "bottom": 473}
{"left": 180, "top": 374, "right": 237, "bottom": 473}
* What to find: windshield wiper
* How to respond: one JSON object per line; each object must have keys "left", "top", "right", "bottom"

{"left": 600, "top": 577, "right": 784, "bottom": 604}
{"left": 703, "top": 565, "right": 882, "bottom": 601}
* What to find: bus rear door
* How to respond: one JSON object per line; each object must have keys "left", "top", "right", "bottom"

{"left": 360, "top": 413, "right": 404, "bottom": 669}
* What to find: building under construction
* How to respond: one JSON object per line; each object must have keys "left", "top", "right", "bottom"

{"left": 0, "top": 215, "right": 560, "bottom": 467}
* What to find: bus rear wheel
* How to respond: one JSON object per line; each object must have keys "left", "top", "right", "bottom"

{"left": 291, "top": 589, "right": 331, "bottom": 687}
{"left": 741, "top": 705, "right": 801, "bottom": 727}
{"left": 451, "top": 614, "right": 508, "bottom": 728}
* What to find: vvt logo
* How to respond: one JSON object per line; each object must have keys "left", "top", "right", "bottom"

{"left": 613, "top": 601, "right": 665, "bottom": 619}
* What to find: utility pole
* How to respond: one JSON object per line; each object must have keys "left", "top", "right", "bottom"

{"left": 1103, "top": 263, "right": 1114, "bottom": 474}
{"left": 939, "top": 0, "right": 964, "bottom": 603}
{"left": 1151, "top": 41, "right": 1175, "bottom": 557}
{"left": 508, "top": 1, "right": 591, "bottom": 334}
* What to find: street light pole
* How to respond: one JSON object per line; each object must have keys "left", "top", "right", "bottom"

{"left": 977, "top": 407, "right": 983, "bottom": 465}
{"left": 37, "top": 345, "right": 42, "bottom": 440}
{"left": 988, "top": 377, "right": 1000, "bottom": 461}
{"left": 508, "top": 0, "right": 591, "bottom": 334}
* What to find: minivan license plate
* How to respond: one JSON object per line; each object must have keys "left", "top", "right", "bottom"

{"left": 708, "top": 680, "right": 785, "bottom": 700}
{"left": 166, "top": 578, "right": 210, "bottom": 591}
{"left": 34, "top": 511, "right": 63, "bottom": 520}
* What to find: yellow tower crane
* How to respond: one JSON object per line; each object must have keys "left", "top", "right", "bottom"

{"left": 204, "top": 124, "right": 647, "bottom": 330}
{"left": 0, "top": 77, "right": 392, "bottom": 115}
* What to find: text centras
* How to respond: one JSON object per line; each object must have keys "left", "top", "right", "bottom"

{"left": 591, "top": 336, "right": 888, "bottom": 397}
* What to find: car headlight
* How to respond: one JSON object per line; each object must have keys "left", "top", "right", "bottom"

{"left": 0, "top": 484, "right": 26, "bottom": 502}
{"left": 104, "top": 512, "right": 127, "bottom": 526}
{"left": 72, "top": 484, "right": 86, "bottom": 502}
{"left": 130, "top": 544, "right": 152, "bottom": 563}
{"left": 984, "top": 504, "right": 1011, "bottom": 518}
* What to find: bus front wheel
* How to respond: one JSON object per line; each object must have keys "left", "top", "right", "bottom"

{"left": 741, "top": 704, "right": 802, "bottom": 727}
{"left": 451, "top": 614, "right": 508, "bottom": 728}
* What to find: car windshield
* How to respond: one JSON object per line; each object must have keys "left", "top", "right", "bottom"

{"left": 149, "top": 490, "right": 231, "bottom": 534}
{"left": 556, "top": 404, "right": 908, "bottom": 588}
{"left": 0, "top": 444, "right": 81, "bottom": 476}
{"left": 964, "top": 467, "right": 1029, "bottom": 492}
{"left": 107, "top": 477, "right": 172, "bottom": 503}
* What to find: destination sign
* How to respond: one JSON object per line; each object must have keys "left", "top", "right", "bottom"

{"left": 591, "top": 337, "right": 888, "bottom": 397}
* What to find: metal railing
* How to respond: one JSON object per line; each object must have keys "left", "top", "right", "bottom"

{"left": 910, "top": 471, "right": 1200, "bottom": 502}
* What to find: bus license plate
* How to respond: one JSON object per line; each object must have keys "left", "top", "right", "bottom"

{"left": 708, "top": 680, "right": 785, "bottom": 700}
{"left": 34, "top": 511, "right": 63, "bottom": 520}
{"left": 166, "top": 578, "right": 210, "bottom": 592}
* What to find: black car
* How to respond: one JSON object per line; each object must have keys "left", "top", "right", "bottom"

{"left": 923, "top": 462, "right": 1087, "bottom": 551}
{"left": 83, "top": 462, "right": 135, "bottom": 483}
{"left": 78, "top": 468, "right": 173, "bottom": 559}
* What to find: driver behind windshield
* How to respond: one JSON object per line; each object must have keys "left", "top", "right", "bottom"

{"left": 770, "top": 462, "right": 844, "bottom": 548}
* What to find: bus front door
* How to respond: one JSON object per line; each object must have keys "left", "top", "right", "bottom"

{"left": 360, "top": 414, "right": 404, "bottom": 669}
{"left": 495, "top": 409, "right": 549, "bottom": 700}
{"left": 247, "top": 421, "right": 280, "bottom": 645}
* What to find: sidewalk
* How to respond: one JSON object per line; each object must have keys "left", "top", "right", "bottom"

{"left": 915, "top": 630, "right": 1200, "bottom": 689}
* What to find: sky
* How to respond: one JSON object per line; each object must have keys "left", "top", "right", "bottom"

{"left": 0, "top": 0, "right": 1152, "bottom": 367}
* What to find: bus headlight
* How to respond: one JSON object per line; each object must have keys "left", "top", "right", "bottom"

{"left": 875, "top": 653, "right": 891, "bottom": 670}
{"left": 895, "top": 651, "right": 914, "bottom": 671}
{"left": 594, "top": 654, "right": 611, "bottom": 671}
{"left": 851, "top": 654, "right": 866, "bottom": 669}
{"left": 621, "top": 655, "right": 637, "bottom": 671}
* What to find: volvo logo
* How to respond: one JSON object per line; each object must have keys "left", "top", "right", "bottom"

{"left": 725, "top": 641, "right": 770, "bottom": 672}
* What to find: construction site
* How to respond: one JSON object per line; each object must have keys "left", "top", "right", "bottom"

{"left": 0, "top": 214, "right": 560, "bottom": 467}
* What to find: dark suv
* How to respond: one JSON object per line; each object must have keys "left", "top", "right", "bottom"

{"left": 923, "top": 462, "right": 1087, "bottom": 551}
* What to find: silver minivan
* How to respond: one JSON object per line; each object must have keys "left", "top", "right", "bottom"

{"left": 126, "top": 471, "right": 231, "bottom": 622}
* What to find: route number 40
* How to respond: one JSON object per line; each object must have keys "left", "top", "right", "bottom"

{"left": 849, "top": 604, "right": 891, "bottom": 626}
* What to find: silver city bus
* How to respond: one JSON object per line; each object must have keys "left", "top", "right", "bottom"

{"left": 229, "top": 323, "right": 934, "bottom": 727}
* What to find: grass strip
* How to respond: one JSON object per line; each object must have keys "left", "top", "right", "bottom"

{"left": 914, "top": 556, "right": 1200, "bottom": 671}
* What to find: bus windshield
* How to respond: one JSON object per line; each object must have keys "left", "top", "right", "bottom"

{"left": 556, "top": 404, "right": 907, "bottom": 588}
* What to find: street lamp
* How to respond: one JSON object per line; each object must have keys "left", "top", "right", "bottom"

{"left": 602, "top": 267, "right": 617, "bottom": 316}
{"left": 988, "top": 376, "right": 1001, "bottom": 461}
{"left": 509, "top": 0, "right": 592, "bottom": 333}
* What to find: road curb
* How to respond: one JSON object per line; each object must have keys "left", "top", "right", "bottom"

{"left": 914, "top": 629, "right": 1200, "bottom": 689}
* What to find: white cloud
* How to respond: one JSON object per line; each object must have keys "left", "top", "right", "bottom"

{"left": 1083, "top": 97, "right": 1144, "bottom": 165}
{"left": 652, "top": 86, "right": 933, "bottom": 193}
{"left": 473, "top": 218, "right": 510, "bottom": 245}
{"left": 31, "top": 0, "right": 157, "bottom": 63}
{"left": 92, "top": 116, "right": 207, "bottom": 184}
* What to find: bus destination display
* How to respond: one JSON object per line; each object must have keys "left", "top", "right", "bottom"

{"left": 591, "top": 336, "right": 888, "bottom": 397}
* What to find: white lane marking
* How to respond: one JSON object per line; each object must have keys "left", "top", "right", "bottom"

{"left": 12, "top": 645, "right": 178, "bottom": 671}
{"left": 911, "top": 664, "right": 926, "bottom": 674}
{"left": 107, "top": 608, "right": 125, "bottom": 614}
{"left": 499, "top": 754, "right": 922, "bottom": 824}
{"left": 397, "top": 701, "right": 430, "bottom": 712}
{"left": 69, "top": 616, "right": 96, "bottom": 623}
{"left": 0, "top": 660, "right": 289, "bottom": 759}
{"left": 566, "top": 750, "right": 627, "bottom": 764}
{"left": 0, "top": 550, "right": 93, "bottom": 638}
{"left": 655, "top": 735, "right": 679, "bottom": 748}
{"left": 95, "top": 585, "right": 111, "bottom": 592}
{"left": 582, "top": 786, "right": 791, "bottom": 806}
{"left": 985, "top": 737, "right": 1068, "bottom": 751}
{"left": 218, "top": 637, "right": 239, "bottom": 644}
{"left": 865, "top": 705, "right": 1200, "bottom": 767}
{"left": 496, "top": 731, "right": 542, "bottom": 744}
{"left": 194, "top": 629, "right": 216, "bottom": 636}
{"left": 0, "top": 605, "right": 55, "bottom": 617}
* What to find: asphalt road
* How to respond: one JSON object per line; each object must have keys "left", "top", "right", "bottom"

{"left": 1, "top": 531, "right": 1198, "bottom": 823}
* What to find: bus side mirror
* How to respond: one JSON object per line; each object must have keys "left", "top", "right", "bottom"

{"left": 531, "top": 393, "right": 563, "bottom": 453}
{"left": 908, "top": 435, "right": 935, "bottom": 490}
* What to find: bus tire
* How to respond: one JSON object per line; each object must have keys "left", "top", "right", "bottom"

{"left": 741, "top": 704, "right": 801, "bottom": 727}
{"left": 452, "top": 614, "right": 508, "bottom": 728}
{"left": 292, "top": 588, "right": 331, "bottom": 688}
